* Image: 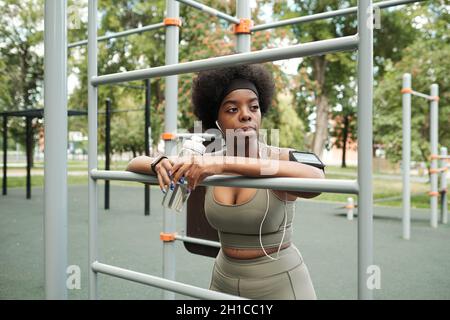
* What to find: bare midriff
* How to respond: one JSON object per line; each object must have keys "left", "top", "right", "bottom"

{"left": 223, "top": 242, "right": 291, "bottom": 259}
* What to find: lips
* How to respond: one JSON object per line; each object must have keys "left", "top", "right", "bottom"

{"left": 235, "top": 126, "right": 256, "bottom": 132}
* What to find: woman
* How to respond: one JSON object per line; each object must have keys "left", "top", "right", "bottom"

{"left": 126, "top": 64, "right": 324, "bottom": 299}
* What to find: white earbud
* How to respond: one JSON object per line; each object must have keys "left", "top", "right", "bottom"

{"left": 215, "top": 120, "right": 223, "bottom": 134}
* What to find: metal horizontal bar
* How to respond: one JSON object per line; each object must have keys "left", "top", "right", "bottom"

{"left": 175, "top": 234, "right": 221, "bottom": 248}
{"left": 252, "top": 0, "right": 424, "bottom": 32}
{"left": 91, "top": 35, "right": 358, "bottom": 86}
{"left": 411, "top": 90, "right": 434, "bottom": 100}
{"left": 68, "top": 22, "right": 165, "bottom": 48}
{"left": 174, "top": 133, "right": 219, "bottom": 140}
{"left": 92, "top": 262, "right": 245, "bottom": 300}
{"left": 90, "top": 170, "right": 359, "bottom": 194}
{"left": 176, "top": 0, "right": 240, "bottom": 24}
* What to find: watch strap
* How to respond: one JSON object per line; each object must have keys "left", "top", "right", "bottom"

{"left": 151, "top": 155, "right": 168, "bottom": 174}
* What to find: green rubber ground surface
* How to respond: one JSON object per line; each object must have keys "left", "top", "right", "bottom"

{"left": 1, "top": 185, "right": 449, "bottom": 300}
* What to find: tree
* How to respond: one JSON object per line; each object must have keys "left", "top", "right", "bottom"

{"left": 374, "top": 39, "right": 450, "bottom": 167}
{"left": 272, "top": 1, "right": 421, "bottom": 159}
{"left": 67, "top": 0, "right": 303, "bottom": 155}
{"left": 0, "top": 0, "right": 44, "bottom": 157}
{"left": 374, "top": 1, "right": 450, "bottom": 168}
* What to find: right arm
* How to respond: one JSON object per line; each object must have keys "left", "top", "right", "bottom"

{"left": 126, "top": 155, "right": 175, "bottom": 192}
{"left": 126, "top": 156, "right": 157, "bottom": 175}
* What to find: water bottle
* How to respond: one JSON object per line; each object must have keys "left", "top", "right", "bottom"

{"left": 162, "top": 135, "right": 206, "bottom": 212}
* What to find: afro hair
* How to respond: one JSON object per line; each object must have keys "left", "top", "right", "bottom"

{"left": 191, "top": 64, "right": 275, "bottom": 131}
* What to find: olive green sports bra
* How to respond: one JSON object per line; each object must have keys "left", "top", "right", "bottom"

{"left": 204, "top": 186, "right": 295, "bottom": 249}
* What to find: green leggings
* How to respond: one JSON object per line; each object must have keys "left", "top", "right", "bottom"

{"left": 209, "top": 245, "right": 317, "bottom": 300}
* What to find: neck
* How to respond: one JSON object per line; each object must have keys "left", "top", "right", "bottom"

{"left": 225, "top": 136, "right": 260, "bottom": 158}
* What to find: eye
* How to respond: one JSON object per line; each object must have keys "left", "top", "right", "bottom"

{"left": 227, "top": 107, "right": 238, "bottom": 113}
{"left": 251, "top": 105, "right": 259, "bottom": 110}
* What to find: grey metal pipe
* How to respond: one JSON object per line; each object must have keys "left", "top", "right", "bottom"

{"left": 44, "top": 0, "right": 68, "bottom": 300}
{"left": 91, "top": 35, "right": 359, "bottom": 86}
{"left": 90, "top": 170, "right": 360, "bottom": 194}
{"left": 252, "top": 0, "right": 424, "bottom": 32}
{"left": 163, "top": 0, "right": 180, "bottom": 301}
{"left": 440, "top": 147, "right": 448, "bottom": 224}
{"left": 68, "top": 22, "right": 165, "bottom": 48}
{"left": 357, "top": 0, "right": 374, "bottom": 300}
{"left": 402, "top": 73, "right": 411, "bottom": 240}
{"left": 411, "top": 90, "right": 434, "bottom": 100}
{"left": 430, "top": 84, "right": 439, "bottom": 228}
{"left": 175, "top": 0, "right": 240, "bottom": 24}
{"left": 175, "top": 235, "right": 221, "bottom": 248}
{"left": 175, "top": 133, "right": 218, "bottom": 140}
{"left": 92, "top": 262, "right": 246, "bottom": 300}
{"left": 2, "top": 115, "right": 6, "bottom": 196}
{"left": 236, "top": 0, "right": 251, "bottom": 53}
{"left": 88, "top": 0, "right": 99, "bottom": 300}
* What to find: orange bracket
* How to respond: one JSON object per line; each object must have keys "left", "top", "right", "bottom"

{"left": 345, "top": 204, "right": 355, "bottom": 209}
{"left": 164, "top": 17, "right": 182, "bottom": 27}
{"left": 160, "top": 232, "right": 176, "bottom": 242}
{"left": 161, "top": 132, "right": 177, "bottom": 141}
{"left": 430, "top": 96, "right": 440, "bottom": 102}
{"left": 428, "top": 191, "right": 439, "bottom": 197}
{"left": 233, "top": 18, "right": 253, "bottom": 34}
{"left": 401, "top": 88, "right": 413, "bottom": 94}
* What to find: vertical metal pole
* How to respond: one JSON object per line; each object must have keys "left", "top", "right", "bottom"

{"left": 357, "top": 0, "right": 374, "bottom": 300}
{"left": 105, "top": 98, "right": 111, "bottom": 210}
{"left": 163, "top": 0, "right": 179, "bottom": 300}
{"left": 430, "top": 84, "right": 439, "bottom": 228}
{"left": 88, "top": 0, "right": 99, "bottom": 299}
{"left": 3, "top": 115, "right": 7, "bottom": 195}
{"left": 26, "top": 116, "right": 32, "bottom": 199}
{"left": 402, "top": 73, "right": 411, "bottom": 240}
{"left": 144, "top": 79, "right": 151, "bottom": 216}
{"left": 347, "top": 197, "right": 354, "bottom": 221}
{"left": 44, "top": 0, "right": 68, "bottom": 300}
{"left": 440, "top": 147, "right": 448, "bottom": 224}
{"left": 236, "top": 0, "right": 251, "bottom": 53}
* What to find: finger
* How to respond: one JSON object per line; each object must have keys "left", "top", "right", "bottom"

{"left": 156, "top": 172, "right": 165, "bottom": 193}
{"left": 192, "top": 171, "right": 207, "bottom": 191}
{"left": 161, "top": 159, "right": 174, "bottom": 178}
{"left": 157, "top": 165, "right": 172, "bottom": 190}
{"left": 171, "top": 161, "right": 184, "bottom": 176}
{"left": 185, "top": 168, "right": 198, "bottom": 191}
{"left": 173, "top": 163, "right": 191, "bottom": 184}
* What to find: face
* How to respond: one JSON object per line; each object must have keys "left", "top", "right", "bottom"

{"left": 216, "top": 89, "right": 261, "bottom": 139}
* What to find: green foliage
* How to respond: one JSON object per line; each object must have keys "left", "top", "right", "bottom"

{"left": 0, "top": 0, "right": 44, "bottom": 150}
{"left": 262, "top": 91, "right": 305, "bottom": 150}
{"left": 67, "top": 0, "right": 301, "bottom": 154}
{"left": 1, "top": 0, "right": 448, "bottom": 164}
{"left": 374, "top": 38, "right": 450, "bottom": 163}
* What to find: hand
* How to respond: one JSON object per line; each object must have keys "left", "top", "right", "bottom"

{"left": 171, "top": 155, "right": 224, "bottom": 191}
{"left": 154, "top": 158, "right": 175, "bottom": 193}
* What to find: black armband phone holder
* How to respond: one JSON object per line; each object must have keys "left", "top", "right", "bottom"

{"left": 288, "top": 150, "right": 325, "bottom": 171}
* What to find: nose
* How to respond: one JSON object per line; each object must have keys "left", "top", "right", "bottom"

{"left": 239, "top": 106, "right": 252, "bottom": 122}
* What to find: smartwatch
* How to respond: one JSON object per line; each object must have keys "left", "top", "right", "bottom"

{"left": 151, "top": 155, "right": 168, "bottom": 174}
{"left": 288, "top": 150, "right": 325, "bottom": 171}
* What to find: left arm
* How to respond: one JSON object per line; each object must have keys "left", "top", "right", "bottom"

{"left": 171, "top": 148, "right": 325, "bottom": 199}
{"left": 221, "top": 151, "right": 325, "bottom": 198}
